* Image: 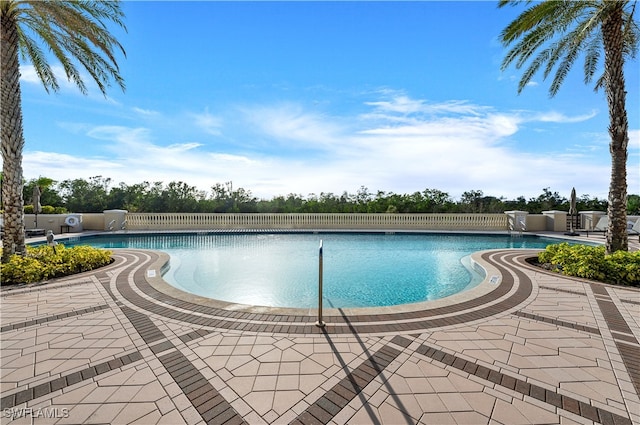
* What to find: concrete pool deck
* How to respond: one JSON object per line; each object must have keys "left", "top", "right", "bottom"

{"left": 1, "top": 233, "right": 639, "bottom": 424}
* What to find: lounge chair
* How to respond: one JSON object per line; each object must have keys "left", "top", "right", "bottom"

{"left": 629, "top": 218, "right": 640, "bottom": 241}
{"left": 585, "top": 216, "right": 608, "bottom": 237}
{"left": 587, "top": 216, "right": 640, "bottom": 240}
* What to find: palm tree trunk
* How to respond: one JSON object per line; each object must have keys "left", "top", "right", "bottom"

{"left": 1, "top": 5, "right": 26, "bottom": 263}
{"left": 602, "top": 2, "right": 629, "bottom": 254}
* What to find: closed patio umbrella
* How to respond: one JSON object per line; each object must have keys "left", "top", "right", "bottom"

{"left": 567, "top": 187, "right": 578, "bottom": 235}
{"left": 32, "top": 186, "right": 42, "bottom": 228}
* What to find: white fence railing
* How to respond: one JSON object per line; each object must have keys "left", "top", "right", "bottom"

{"left": 125, "top": 213, "right": 509, "bottom": 231}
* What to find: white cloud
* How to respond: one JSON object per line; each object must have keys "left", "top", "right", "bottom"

{"left": 132, "top": 107, "right": 160, "bottom": 117}
{"left": 20, "top": 64, "right": 121, "bottom": 105}
{"left": 165, "top": 142, "right": 202, "bottom": 152}
{"left": 19, "top": 65, "right": 42, "bottom": 85}
{"left": 192, "top": 109, "right": 223, "bottom": 136}
{"left": 20, "top": 64, "right": 77, "bottom": 91}
{"left": 629, "top": 129, "right": 640, "bottom": 152}
{"left": 365, "top": 95, "right": 427, "bottom": 114}
{"left": 21, "top": 64, "right": 84, "bottom": 90}
{"left": 86, "top": 126, "right": 151, "bottom": 145}
{"left": 17, "top": 93, "right": 627, "bottom": 200}
{"left": 365, "top": 95, "right": 490, "bottom": 117}
{"left": 241, "top": 103, "right": 345, "bottom": 150}
{"left": 534, "top": 110, "right": 598, "bottom": 123}
{"left": 23, "top": 151, "right": 124, "bottom": 184}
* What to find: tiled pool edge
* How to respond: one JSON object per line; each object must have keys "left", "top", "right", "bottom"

{"left": 113, "top": 249, "right": 533, "bottom": 335}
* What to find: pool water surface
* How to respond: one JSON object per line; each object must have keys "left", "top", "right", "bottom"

{"left": 59, "top": 232, "right": 571, "bottom": 309}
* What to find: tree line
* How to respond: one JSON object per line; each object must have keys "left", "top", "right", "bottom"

{"left": 19, "top": 175, "right": 640, "bottom": 215}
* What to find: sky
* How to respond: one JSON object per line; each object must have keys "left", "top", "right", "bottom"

{"left": 14, "top": 1, "right": 640, "bottom": 202}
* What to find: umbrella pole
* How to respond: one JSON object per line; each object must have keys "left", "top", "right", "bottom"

{"left": 570, "top": 212, "right": 573, "bottom": 233}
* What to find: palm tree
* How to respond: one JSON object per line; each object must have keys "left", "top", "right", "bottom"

{"left": 1, "top": 0, "right": 126, "bottom": 262}
{"left": 499, "top": 0, "right": 638, "bottom": 253}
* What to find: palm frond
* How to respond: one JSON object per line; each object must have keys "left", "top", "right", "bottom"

{"left": 622, "top": 4, "right": 640, "bottom": 58}
{"left": 516, "top": 46, "right": 552, "bottom": 93}
{"left": 498, "top": 0, "right": 639, "bottom": 97}
{"left": 583, "top": 33, "right": 602, "bottom": 85}
{"left": 549, "top": 39, "right": 582, "bottom": 97}
{"left": 594, "top": 73, "right": 606, "bottom": 92}
{"left": 16, "top": 30, "right": 58, "bottom": 93}
{"left": 13, "top": 0, "right": 126, "bottom": 96}
{"left": 546, "top": 16, "right": 598, "bottom": 95}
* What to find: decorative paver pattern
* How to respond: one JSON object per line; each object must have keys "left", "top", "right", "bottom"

{"left": 158, "top": 350, "right": 246, "bottom": 425}
{"left": 590, "top": 283, "right": 640, "bottom": 397}
{"left": 0, "top": 304, "right": 110, "bottom": 333}
{"left": 1, "top": 236, "right": 638, "bottom": 424}
{"left": 292, "top": 340, "right": 402, "bottom": 424}
{"left": 0, "top": 351, "right": 143, "bottom": 409}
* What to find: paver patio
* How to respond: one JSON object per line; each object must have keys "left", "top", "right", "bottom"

{"left": 1, "top": 233, "right": 639, "bottom": 424}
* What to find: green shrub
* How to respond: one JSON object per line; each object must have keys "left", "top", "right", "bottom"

{"left": 538, "top": 243, "right": 640, "bottom": 286}
{"left": 21, "top": 205, "right": 62, "bottom": 214}
{"left": 1, "top": 245, "right": 113, "bottom": 285}
{"left": 603, "top": 250, "right": 640, "bottom": 285}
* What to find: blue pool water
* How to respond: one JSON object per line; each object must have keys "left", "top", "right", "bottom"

{"left": 57, "top": 232, "right": 573, "bottom": 309}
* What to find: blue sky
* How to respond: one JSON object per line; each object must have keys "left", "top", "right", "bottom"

{"left": 16, "top": 1, "right": 639, "bottom": 201}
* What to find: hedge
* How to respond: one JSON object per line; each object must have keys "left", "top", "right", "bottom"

{"left": 1, "top": 245, "right": 113, "bottom": 285}
{"left": 538, "top": 243, "right": 640, "bottom": 286}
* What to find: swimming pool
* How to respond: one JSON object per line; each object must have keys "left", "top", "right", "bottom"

{"left": 58, "top": 232, "right": 573, "bottom": 309}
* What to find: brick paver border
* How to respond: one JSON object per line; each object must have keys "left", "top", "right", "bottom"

{"left": 0, "top": 352, "right": 143, "bottom": 410}
{"left": 105, "top": 250, "right": 533, "bottom": 335}
{"left": 158, "top": 350, "right": 246, "bottom": 425}
{"left": 406, "top": 336, "right": 633, "bottom": 425}
{"left": 590, "top": 283, "right": 640, "bottom": 396}
{"left": 291, "top": 338, "right": 404, "bottom": 425}
{"left": 0, "top": 304, "right": 110, "bottom": 333}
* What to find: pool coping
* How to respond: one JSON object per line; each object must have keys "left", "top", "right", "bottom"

{"left": 26, "top": 228, "right": 584, "bottom": 315}
{"left": 142, "top": 248, "right": 507, "bottom": 318}
{"left": 93, "top": 248, "right": 541, "bottom": 336}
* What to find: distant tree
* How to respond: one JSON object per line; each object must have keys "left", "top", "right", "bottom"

{"left": 257, "top": 193, "right": 305, "bottom": 213}
{"left": 367, "top": 190, "right": 391, "bottom": 213}
{"left": 422, "top": 188, "right": 453, "bottom": 212}
{"left": 458, "top": 190, "right": 507, "bottom": 213}
{"left": 353, "top": 186, "right": 373, "bottom": 212}
{"left": 503, "top": 196, "right": 528, "bottom": 212}
{"left": 380, "top": 192, "right": 410, "bottom": 213}
{"left": 500, "top": 0, "right": 639, "bottom": 252}
{"left": 137, "top": 182, "right": 164, "bottom": 212}
{"left": 7, "top": 173, "right": 626, "bottom": 217}
{"left": 576, "top": 194, "right": 608, "bottom": 213}
{"left": 106, "top": 182, "right": 152, "bottom": 212}
{"left": 460, "top": 190, "right": 485, "bottom": 213}
{"left": 162, "top": 181, "right": 204, "bottom": 213}
{"left": 1, "top": 0, "right": 126, "bottom": 262}
{"left": 23, "top": 177, "right": 61, "bottom": 208}
{"left": 628, "top": 194, "right": 640, "bottom": 214}
{"left": 209, "top": 181, "right": 257, "bottom": 212}
{"left": 525, "top": 188, "right": 567, "bottom": 214}
{"left": 59, "top": 176, "right": 111, "bottom": 213}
